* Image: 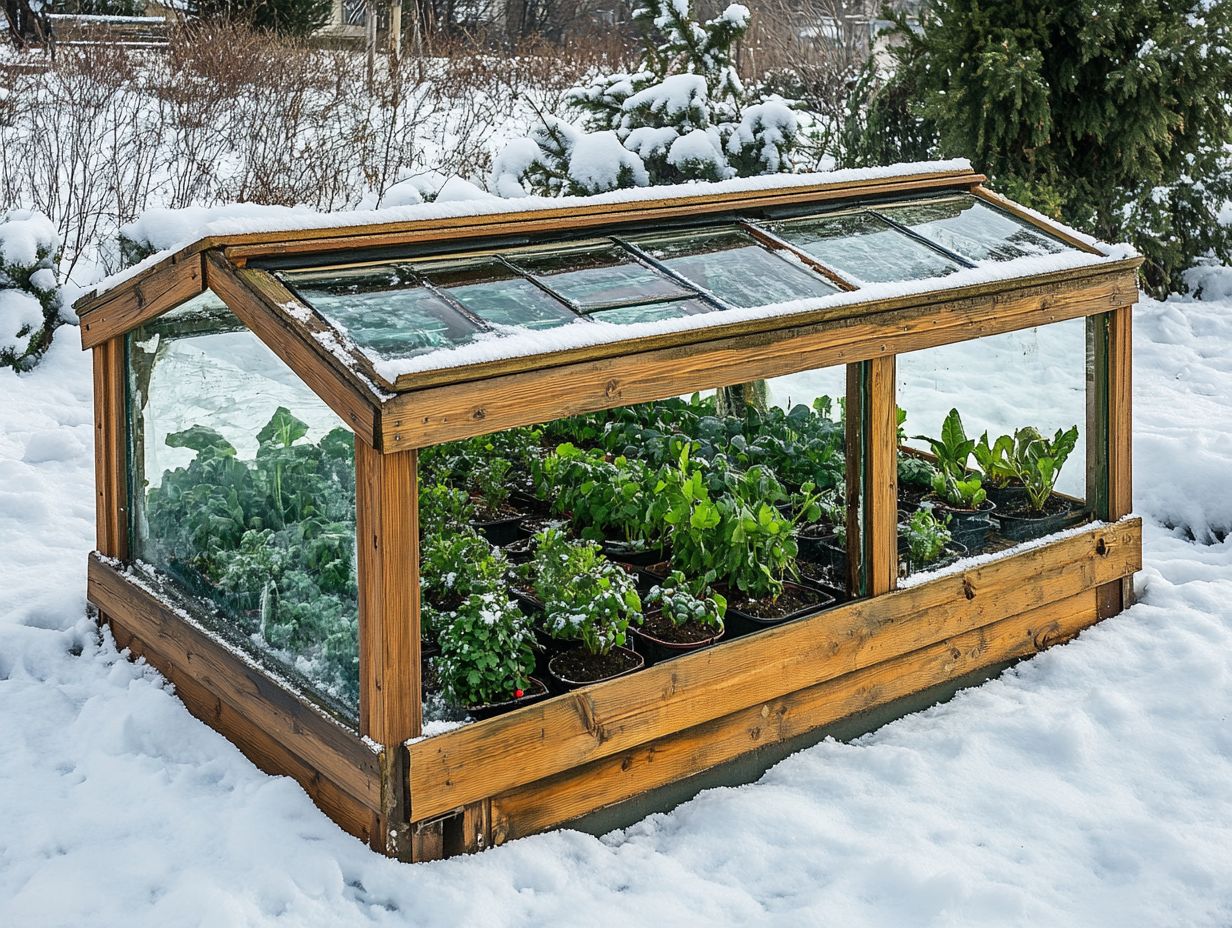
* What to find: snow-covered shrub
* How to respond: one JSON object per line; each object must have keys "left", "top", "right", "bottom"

{"left": 492, "top": 0, "right": 800, "bottom": 197}
{"left": 0, "top": 210, "right": 63, "bottom": 371}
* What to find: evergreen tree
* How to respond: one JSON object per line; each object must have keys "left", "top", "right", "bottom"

{"left": 847, "top": 1, "right": 1232, "bottom": 296}
{"left": 0, "top": 210, "right": 63, "bottom": 371}
{"left": 186, "top": 0, "right": 333, "bottom": 38}
{"left": 491, "top": 0, "right": 799, "bottom": 197}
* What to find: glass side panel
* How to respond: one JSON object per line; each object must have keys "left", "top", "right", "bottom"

{"left": 283, "top": 265, "right": 481, "bottom": 360}
{"left": 877, "top": 196, "right": 1072, "bottom": 263}
{"left": 423, "top": 259, "right": 580, "bottom": 330}
{"left": 589, "top": 298, "right": 712, "bottom": 325}
{"left": 509, "top": 244, "right": 694, "bottom": 310}
{"left": 768, "top": 211, "right": 964, "bottom": 283}
{"left": 629, "top": 227, "right": 840, "bottom": 308}
{"left": 128, "top": 291, "right": 359, "bottom": 719}
{"left": 896, "top": 318, "right": 1088, "bottom": 577}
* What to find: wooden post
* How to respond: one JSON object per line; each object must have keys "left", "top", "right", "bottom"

{"left": 354, "top": 438, "right": 420, "bottom": 855}
{"left": 846, "top": 357, "right": 898, "bottom": 597}
{"left": 92, "top": 337, "right": 129, "bottom": 561}
{"left": 1087, "top": 306, "right": 1133, "bottom": 616}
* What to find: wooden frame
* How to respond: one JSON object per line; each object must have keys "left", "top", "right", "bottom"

{"left": 78, "top": 171, "right": 1143, "bottom": 859}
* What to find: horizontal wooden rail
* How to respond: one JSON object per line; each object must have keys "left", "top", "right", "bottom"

{"left": 383, "top": 263, "right": 1140, "bottom": 448}
{"left": 80, "top": 254, "right": 204, "bottom": 349}
{"left": 489, "top": 587, "right": 1098, "bottom": 842}
{"left": 87, "top": 555, "right": 383, "bottom": 828}
{"left": 407, "top": 519, "right": 1141, "bottom": 821}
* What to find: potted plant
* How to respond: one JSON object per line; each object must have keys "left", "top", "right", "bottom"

{"left": 420, "top": 528, "right": 512, "bottom": 661}
{"left": 916, "top": 408, "right": 996, "bottom": 550}
{"left": 433, "top": 589, "right": 547, "bottom": 719}
{"left": 633, "top": 570, "right": 727, "bottom": 664}
{"left": 898, "top": 508, "right": 966, "bottom": 577}
{"left": 795, "top": 489, "right": 847, "bottom": 569}
{"left": 995, "top": 425, "right": 1083, "bottom": 540}
{"left": 973, "top": 431, "right": 1027, "bottom": 509}
{"left": 522, "top": 530, "right": 646, "bottom": 690}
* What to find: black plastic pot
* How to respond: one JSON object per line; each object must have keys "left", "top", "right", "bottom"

{"left": 793, "top": 566, "right": 849, "bottom": 605}
{"left": 723, "top": 581, "right": 836, "bottom": 637}
{"left": 984, "top": 484, "right": 1028, "bottom": 511}
{"left": 630, "top": 611, "right": 725, "bottom": 665}
{"left": 600, "top": 538, "right": 669, "bottom": 566}
{"left": 464, "top": 677, "right": 551, "bottom": 720}
{"left": 923, "top": 497, "right": 997, "bottom": 552}
{"left": 796, "top": 530, "right": 847, "bottom": 571}
{"left": 899, "top": 541, "right": 969, "bottom": 578}
{"left": 471, "top": 513, "right": 526, "bottom": 546}
{"left": 996, "top": 499, "right": 1087, "bottom": 542}
{"left": 547, "top": 646, "right": 644, "bottom": 693}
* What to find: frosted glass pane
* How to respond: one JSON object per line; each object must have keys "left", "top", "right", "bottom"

{"left": 769, "top": 211, "right": 963, "bottom": 283}
{"left": 511, "top": 245, "right": 693, "bottom": 310}
{"left": 878, "top": 196, "right": 1071, "bottom": 263}
{"left": 589, "top": 298, "right": 711, "bottom": 325}
{"left": 426, "top": 260, "right": 579, "bottom": 330}
{"left": 631, "top": 228, "right": 839, "bottom": 308}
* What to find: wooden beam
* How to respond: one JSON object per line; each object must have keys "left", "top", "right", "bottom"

{"left": 86, "top": 555, "right": 383, "bottom": 817}
{"left": 489, "top": 588, "right": 1098, "bottom": 843}
{"left": 79, "top": 254, "right": 204, "bottom": 349}
{"left": 383, "top": 265, "right": 1141, "bottom": 449}
{"left": 861, "top": 357, "right": 898, "bottom": 595}
{"left": 407, "top": 519, "right": 1141, "bottom": 821}
{"left": 92, "top": 338, "right": 129, "bottom": 560}
{"left": 204, "top": 253, "right": 382, "bottom": 448}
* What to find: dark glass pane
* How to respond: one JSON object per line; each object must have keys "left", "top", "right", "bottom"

{"left": 510, "top": 244, "right": 693, "bottom": 309}
{"left": 424, "top": 259, "right": 580, "bottom": 330}
{"left": 589, "top": 298, "right": 713, "bottom": 325}
{"left": 286, "top": 266, "right": 480, "bottom": 360}
{"left": 768, "top": 211, "right": 963, "bottom": 283}
{"left": 878, "top": 196, "right": 1071, "bottom": 263}
{"left": 630, "top": 227, "right": 839, "bottom": 308}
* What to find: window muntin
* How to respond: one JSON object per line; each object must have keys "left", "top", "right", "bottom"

{"left": 423, "top": 259, "right": 580, "bottom": 330}
{"left": 508, "top": 244, "right": 696, "bottom": 311}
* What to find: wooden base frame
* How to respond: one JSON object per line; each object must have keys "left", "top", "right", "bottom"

{"left": 85, "top": 519, "right": 1140, "bottom": 860}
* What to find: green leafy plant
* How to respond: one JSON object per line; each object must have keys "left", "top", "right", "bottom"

{"left": 973, "top": 432, "right": 1019, "bottom": 490}
{"left": 524, "top": 529, "right": 642, "bottom": 656}
{"left": 418, "top": 482, "right": 476, "bottom": 533}
{"left": 1006, "top": 425, "right": 1079, "bottom": 512}
{"left": 539, "top": 444, "right": 665, "bottom": 550}
{"left": 434, "top": 591, "right": 537, "bottom": 709}
{"left": 419, "top": 529, "right": 510, "bottom": 612}
{"left": 900, "top": 509, "right": 952, "bottom": 567}
{"left": 916, "top": 408, "right": 986, "bottom": 510}
{"left": 645, "top": 570, "right": 726, "bottom": 630}
{"left": 930, "top": 471, "right": 988, "bottom": 510}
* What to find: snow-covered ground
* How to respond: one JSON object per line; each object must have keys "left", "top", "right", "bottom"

{"left": 3, "top": 287, "right": 1232, "bottom": 926}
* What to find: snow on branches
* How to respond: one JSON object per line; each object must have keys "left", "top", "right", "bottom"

{"left": 491, "top": 0, "right": 798, "bottom": 197}
{"left": 0, "top": 210, "right": 63, "bottom": 371}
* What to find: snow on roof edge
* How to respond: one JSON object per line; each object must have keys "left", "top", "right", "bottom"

{"left": 77, "top": 159, "right": 979, "bottom": 308}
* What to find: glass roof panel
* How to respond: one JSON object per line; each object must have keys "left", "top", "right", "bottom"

{"left": 768, "top": 210, "right": 964, "bottom": 283}
{"left": 284, "top": 266, "right": 481, "bottom": 360}
{"left": 589, "top": 298, "right": 713, "bottom": 326}
{"left": 876, "top": 195, "right": 1071, "bottom": 263}
{"left": 509, "top": 244, "right": 694, "bottom": 310}
{"left": 628, "top": 227, "right": 839, "bottom": 307}
{"left": 422, "top": 259, "right": 579, "bottom": 330}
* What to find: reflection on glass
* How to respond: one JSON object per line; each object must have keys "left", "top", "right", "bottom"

{"left": 769, "top": 211, "right": 964, "bottom": 283}
{"left": 589, "top": 298, "right": 712, "bottom": 325}
{"left": 423, "top": 259, "right": 579, "bottom": 330}
{"left": 510, "top": 244, "right": 693, "bottom": 310}
{"left": 286, "top": 266, "right": 481, "bottom": 359}
{"left": 878, "top": 196, "right": 1071, "bottom": 263}
{"left": 128, "top": 296, "right": 359, "bottom": 718}
{"left": 630, "top": 227, "right": 839, "bottom": 307}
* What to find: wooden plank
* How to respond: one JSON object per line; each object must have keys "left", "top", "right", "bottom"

{"left": 87, "top": 555, "right": 383, "bottom": 812}
{"left": 204, "top": 254, "right": 382, "bottom": 447}
{"left": 383, "top": 265, "right": 1141, "bottom": 449}
{"left": 92, "top": 338, "right": 128, "bottom": 560}
{"left": 866, "top": 356, "right": 898, "bottom": 595}
{"left": 844, "top": 365, "right": 863, "bottom": 595}
{"left": 355, "top": 440, "right": 422, "bottom": 746}
{"left": 222, "top": 171, "right": 987, "bottom": 262}
{"left": 1107, "top": 306, "right": 1133, "bottom": 520}
{"left": 489, "top": 589, "right": 1099, "bottom": 842}
{"left": 970, "top": 186, "right": 1100, "bottom": 255}
{"left": 385, "top": 258, "right": 1141, "bottom": 396}
{"left": 408, "top": 519, "right": 1141, "bottom": 820}
{"left": 79, "top": 254, "right": 204, "bottom": 349}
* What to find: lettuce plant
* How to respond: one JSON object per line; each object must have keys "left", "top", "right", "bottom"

{"left": 1006, "top": 425, "right": 1079, "bottom": 512}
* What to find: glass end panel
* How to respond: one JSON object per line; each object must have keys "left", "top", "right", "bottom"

{"left": 284, "top": 265, "right": 482, "bottom": 360}
{"left": 509, "top": 244, "right": 693, "bottom": 310}
{"left": 423, "top": 259, "right": 579, "bottom": 330}
{"left": 769, "top": 211, "right": 964, "bottom": 283}
{"left": 127, "top": 295, "right": 359, "bottom": 720}
{"left": 878, "top": 196, "right": 1072, "bottom": 263}
{"left": 630, "top": 227, "right": 839, "bottom": 308}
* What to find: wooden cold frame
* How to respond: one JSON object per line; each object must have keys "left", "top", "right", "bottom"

{"left": 78, "top": 170, "right": 1143, "bottom": 861}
